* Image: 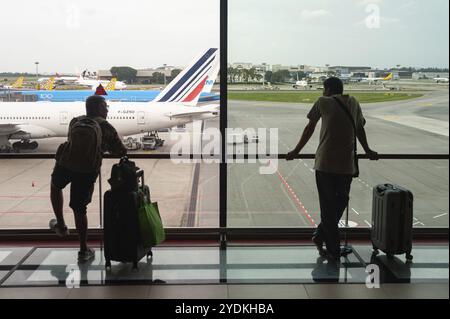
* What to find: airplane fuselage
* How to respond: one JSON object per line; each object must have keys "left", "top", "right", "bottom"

{"left": 0, "top": 101, "right": 218, "bottom": 140}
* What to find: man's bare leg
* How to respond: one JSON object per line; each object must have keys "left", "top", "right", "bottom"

{"left": 74, "top": 212, "right": 88, "bottom": 252}
{"left": 50, "top": 183, "right": 66, "bottom": 226}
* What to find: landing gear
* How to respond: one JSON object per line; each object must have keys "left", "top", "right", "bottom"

{"left": 0, "top": 144, "right": 16, "bottom": 153}
{"left": 0, "top": 136, "right": 16, "bottom": 153}
{"left": 12, "top": 140, "right": 38, "bottom": 151}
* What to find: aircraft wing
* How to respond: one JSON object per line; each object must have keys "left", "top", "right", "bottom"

{"left": 165, "top": 107, "right": 219, "bottom": 119}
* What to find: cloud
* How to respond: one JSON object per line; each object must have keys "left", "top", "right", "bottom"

{"left": 353, "top": 16, "right": 400, "bottom": 28}
{"left": 354, "top": 0, "right": 384, "bottom": 6}
{"left": 300, "top": 9, "right": 332, "bottom": 19}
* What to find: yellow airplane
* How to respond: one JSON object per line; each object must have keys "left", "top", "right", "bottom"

{"left": 105, "top": 77, "right": 117, "bottom": 91}
{"left": 362, "top": 72, "right": 394, "bottom": 83}
{"left": 36, "top": 77, "right": 55, "bottom": 91}
{"left": 1, "top": 76, "right": 24, "bottom": 89}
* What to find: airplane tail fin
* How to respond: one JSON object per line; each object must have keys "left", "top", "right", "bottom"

{"left": 201, "top": 62, "right": 220, "bottom": 94}
{"left": 384, "top": 73, "right": 393, "bottom": 81}
{"left": 153, "top": 48, "right": 219, "bottom": 106}
{"left": 12, "top": 76, "right": 24, "bottom": 89}
{"left": 105, "top": 78, "right": 117, "bottom": 91}
{"left": 95, "top": 84, "right": 108, "bottom": 96}
{"left": 43, "top": 77, "right": 55, "bottom": 91}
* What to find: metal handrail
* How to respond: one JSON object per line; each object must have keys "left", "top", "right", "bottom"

{"left": 0, "top": 153, "right": 448, "bottom": 160}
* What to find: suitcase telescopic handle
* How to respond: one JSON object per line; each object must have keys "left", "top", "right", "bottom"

{"left": 136, "top": 169, "right": 144, "bottom": 187}
{"left": 376, "top": 183, "right": 396, "bottom": 195}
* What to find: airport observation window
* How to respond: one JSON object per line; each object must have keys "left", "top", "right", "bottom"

{"left": 0, "top": 0, "right": 221, "bottom": 231}
{"left": 226, "top": 0, "right": 449, "bottom": 230}
{"left": 0, "top": 0, "right": 448, "bottom": 235}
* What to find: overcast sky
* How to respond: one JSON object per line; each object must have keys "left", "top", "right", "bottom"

{"left": 0, "top": 0, "right": 219, "bottom": 73}
{"left": 229, "top": 0, "right": 449, "bottom": 69}
{"left": 0, "top": 0, "right": 448, "bottom": 73}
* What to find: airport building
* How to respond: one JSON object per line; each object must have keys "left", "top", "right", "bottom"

{"left": 328, "top": 66, "right": 372, "bottom": 74}
{"left": 97, "top": 66, "right": 179, "bottom": 84}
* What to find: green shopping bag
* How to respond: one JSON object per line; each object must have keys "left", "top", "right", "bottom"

{"left": 138, "top": 194, "right": 166, "bottom": 247}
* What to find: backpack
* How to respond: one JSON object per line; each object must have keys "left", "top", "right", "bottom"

{"left": 58, "top": 116, "right": 103, "bottom": 173}
{"left": 108, "top": 157, "right": 141, "bottom": 192}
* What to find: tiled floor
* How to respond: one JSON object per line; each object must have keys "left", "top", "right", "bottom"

{"left": 0, "top": 244, "right": 448, "bottom": 299}
{"left": 0, "top": 283, "right": 448, "bottom": 299}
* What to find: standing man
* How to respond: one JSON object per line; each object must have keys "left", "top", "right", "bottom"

{"left": 286, "top": 77, "right": 378, "bottom": 261}
{"left": 49, "top": 95, "right": 127, "bottom": 262}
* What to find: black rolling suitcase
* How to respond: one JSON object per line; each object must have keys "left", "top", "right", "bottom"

{"left": 371, "top": 184, "right": 413, "bottom": 260}
{"left": 103, "top": 158, "right": 152, "bottom": 269}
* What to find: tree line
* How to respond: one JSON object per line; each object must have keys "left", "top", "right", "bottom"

{"left": 227, "top": 67, "right": 310, "bottom": 84}
{"left": 109, "top": 67, "right": 181, "bottom": 84}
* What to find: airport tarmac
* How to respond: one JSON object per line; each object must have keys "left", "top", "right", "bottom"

{"left": 227, "top": 88, "right": 448, "bottom": 228}
{"left": 0, "top": 88, "right": 448, "bottom": 229}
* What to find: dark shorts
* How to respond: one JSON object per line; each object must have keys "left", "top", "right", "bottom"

{"left": 51, "top": 164, "right": 98, "bottom": 215}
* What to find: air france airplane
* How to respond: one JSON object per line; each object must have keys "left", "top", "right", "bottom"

{"left": 0, "top": 48, "right": 220, "bottom": 152}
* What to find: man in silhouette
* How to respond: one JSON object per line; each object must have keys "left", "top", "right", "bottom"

{"left": 287, "top": 77, "right": 378, "bottom": 261}
{"left": 49, "top": 95, "right": 126, "bottom": 262}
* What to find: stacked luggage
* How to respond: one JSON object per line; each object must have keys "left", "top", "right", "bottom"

{"left": 103, "top": 157, "right": 165, "bottom": 269}
{"left": 371, "top": 183, "right": 413, "bottom": 261}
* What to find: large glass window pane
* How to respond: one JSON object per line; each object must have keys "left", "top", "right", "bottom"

{"left": 0, "top": 0, "right": 220, "bottom": 155}
{"left": 228, "top": 160, "right": 448, "bottom": 228}
{"left": 228, "top": 0, "right": 449, "bottom": 155}
{"left": 0, "top": 159, "right": 218, "bottom": 229}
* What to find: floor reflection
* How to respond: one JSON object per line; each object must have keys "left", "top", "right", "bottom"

{"left": 0, "top": 245, "right": 447, "bottom": 287}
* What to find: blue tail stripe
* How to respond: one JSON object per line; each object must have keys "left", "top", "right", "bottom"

{"left": 168, "top": 59, "right": 213, "bottom": 102}
{"left": 172, "top": 65, "right": 212, "bottom": 102}
{"left": 158, "top": 48, "right": 217, "bottom": 102}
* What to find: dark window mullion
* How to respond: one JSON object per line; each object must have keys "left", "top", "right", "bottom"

{"left": 220, "top": 0, "right": 228, "bottom": 230}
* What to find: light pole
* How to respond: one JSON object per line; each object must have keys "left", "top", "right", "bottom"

{"left": 396, "top": 64, "right": 401, "bottom": 91}
{"left": 35, "top": 62, "right": 39, "bottom": 78}
{"left": 35, "top": 62, "right": 39, "bottom": 89}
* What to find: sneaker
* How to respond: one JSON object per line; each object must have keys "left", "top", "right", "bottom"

{"left": 49, "top": 219, "right": 69, "bottom": 237}
{"left": 78, "top": 248, "right": 95, "bottom": 263}
{"left": 312, "top": 235, "right": 327, "bottom": 257}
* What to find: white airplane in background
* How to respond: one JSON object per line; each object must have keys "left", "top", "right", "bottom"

{"left": 434, "top": 77, "right": 449, "bottom": 83}
{"left": 0, "top": 77, "right": 24, "bottom": 89}
{"left": 38, "top": 74, "right": 78, "bottom": 85}
{"left": 361, "top": 73, "right": 394, "bottom": 84}
{"left": 76, "top": 76, "right": 128, "bottom": 90}
{"left": 0, "top": 48, "right": 220, "bottom": 152}
{"left": 292, "top": 73, "right": 311, "bottom": 89}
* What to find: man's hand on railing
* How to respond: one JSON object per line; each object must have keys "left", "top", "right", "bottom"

{"left": 366, "top": 149, "right": 379, "bottom": 161}
{"left": 286, "top": 150, "right": 298, "bottom": 161}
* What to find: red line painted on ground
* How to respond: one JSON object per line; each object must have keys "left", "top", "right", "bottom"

{"left": 273, "top": 162, "right": 317, "bottom": 227}
{"left": 0, "top": 195, "right": 49, "bottom": 199}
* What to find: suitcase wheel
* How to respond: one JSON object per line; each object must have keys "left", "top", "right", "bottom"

{"left": 105, "top": 260, "right": 111, "bottom": 270}
{"left": 147, "top": 251, "right": 153, "bottom": 259}
{"left": 406, "top": 253, "right": 413, "bottom": 261}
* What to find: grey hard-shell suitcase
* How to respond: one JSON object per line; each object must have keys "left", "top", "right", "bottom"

{"left": 371, "top": 184, "right": 413, "bottom": 260}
